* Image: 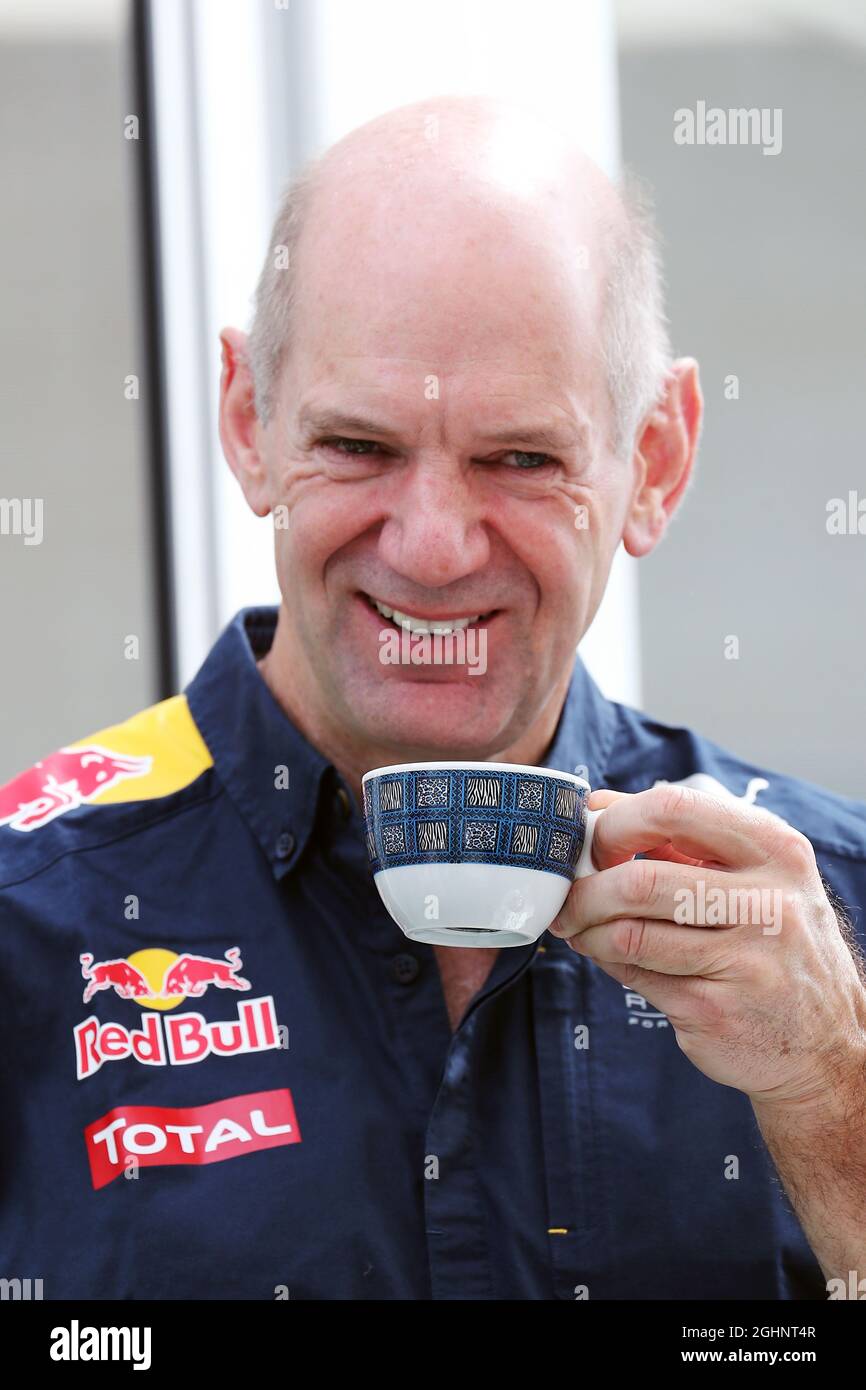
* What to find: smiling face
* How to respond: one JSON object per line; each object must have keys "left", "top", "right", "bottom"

{"left": 219, "top": 104, "right": 700, "bottom": 787}
{"left": 265, "top": 183, "right": 627, "bottom": 759}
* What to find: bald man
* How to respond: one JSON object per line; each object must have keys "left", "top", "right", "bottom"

{"left": 2, "top": 96, "right": 865, "bottom": 1302}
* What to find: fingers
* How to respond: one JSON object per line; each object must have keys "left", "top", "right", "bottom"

{"left": 580, "top": 959, "right": 717, "bottom": 1024}
{"left": 587, "top": 789, "right": 627, "bottom": 810}
{"left": 565, "top": 915, "right": 738, "bottom": 977}
{"left": 552, "top": 858, "right": 737, "bottom": 936}
{"left": 589, "top": 784, "right": 776, "bottom": 872}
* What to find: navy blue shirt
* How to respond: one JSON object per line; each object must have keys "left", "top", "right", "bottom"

{"left": 1, "top": 606, "right": 864, "bottom": 1300}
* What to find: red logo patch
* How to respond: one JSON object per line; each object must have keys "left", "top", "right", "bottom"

{"left": 0, "top": 745, "right": 151, "bottom": 831}
{"left": 84, "top": 1088, "right": 301, "bottom": 1189}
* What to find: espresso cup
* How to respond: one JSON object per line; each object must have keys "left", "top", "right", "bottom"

{"left": 361, "top": 761, "right": 600, "bottom": 947}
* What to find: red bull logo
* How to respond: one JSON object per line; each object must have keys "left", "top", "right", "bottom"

{"left": 79, "top": 947, "right": 250, "bottom": 1004}
{"left": 74, "top": 946, "right": 282, "bottom": 1081}
{"left": 74, "top": 995, "right": 281, "bottom": 1081}
{"left": 0, "top": 745, "right": 152, "bottom": 832}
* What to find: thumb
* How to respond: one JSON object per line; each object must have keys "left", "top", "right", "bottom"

{"left": 587, "top": 788, "right": 630, "bottom": 811}
{"left": 588, "top": 787, "right": 708, "bottom": 868}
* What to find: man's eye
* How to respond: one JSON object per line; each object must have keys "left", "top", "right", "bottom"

{"left": 321, "top": 437, "right": 384, "bottom": 456}
{"left": 499, "top": 451, "right": 556, "bottom": 470}
{"left": 320, "top": 439, "right": 555, "bottom": 470}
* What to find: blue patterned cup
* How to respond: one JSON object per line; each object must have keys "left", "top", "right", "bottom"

{"left": 361, "top": 761, "right": 599, "bottom": 947}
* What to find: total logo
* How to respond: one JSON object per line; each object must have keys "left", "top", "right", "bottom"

{"left": 74, "top": 946, "right": 284, "bottom": 1082}
{"left": 85, "top": 1089, "right": 302, "bottom": 1190}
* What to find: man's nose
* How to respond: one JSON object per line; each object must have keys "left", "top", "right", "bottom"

{"left": 377, "top": 457, "right": 491, "bottom": 589}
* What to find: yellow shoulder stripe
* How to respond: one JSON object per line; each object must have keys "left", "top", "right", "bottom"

{"left": 68, "top": 694, "right": 213, "bottom": 804}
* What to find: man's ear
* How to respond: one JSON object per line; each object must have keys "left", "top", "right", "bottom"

{"left": 622, "top": 357, "right": 703, "bottom": 558}
{"left": 218, "top": 327, "right": 271, "bottom": 518}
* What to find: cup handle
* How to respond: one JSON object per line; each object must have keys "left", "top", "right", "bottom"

{"left": 574, "top": 806, "right": 601, "bottom": 878}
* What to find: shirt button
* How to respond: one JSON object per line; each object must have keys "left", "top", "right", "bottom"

{"left": 391, "top": 953, "right": 420, "bottom": 985}
{"left": 275, "top": 830, "right": 296, "bottom": 861}
{"left": 335, "top": 786, "right": 351, "bottom": 819}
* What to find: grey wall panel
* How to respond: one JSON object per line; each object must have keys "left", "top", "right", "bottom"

{"left": 618, "top": 38, "right": 866, "bottom": 798}
{"left": 0, "top": 26, "right": 160, "bottom": 781}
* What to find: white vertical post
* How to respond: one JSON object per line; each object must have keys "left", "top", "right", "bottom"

{"left": 148, "top": 0, "right": 220, "bottom": 686}
{"left": 190, "top": 0, "right": 277, "bottom": 650}
{"left": 148, "top": 0, "right": 276, "bottom": 687}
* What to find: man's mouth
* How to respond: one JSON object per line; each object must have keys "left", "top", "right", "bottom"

{"left": 360, "top": 591, "right": 496, "bottom": 635}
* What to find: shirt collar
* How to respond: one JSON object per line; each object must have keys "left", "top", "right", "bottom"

{"left": 185, "top": 607, "right": 331, "bottom": 881}
{"left": 185, "top": 607, "right": 620, "bottom": 880}
{"left": 540, "top": 648, "right": 619, "bottom": 793}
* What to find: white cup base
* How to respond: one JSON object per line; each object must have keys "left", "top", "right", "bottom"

{"left": 402, "top": 924, "right": 533, "bottom": 948}
{"left": 372, "top": 861, "right": 575, "bottom": 948}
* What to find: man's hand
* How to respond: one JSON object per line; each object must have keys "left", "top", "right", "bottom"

{"left": 549, "top": 784, "right": 866, "bottom": 1106}
{"left": 549, "top": 783, "right": 866, "bottom": 1280}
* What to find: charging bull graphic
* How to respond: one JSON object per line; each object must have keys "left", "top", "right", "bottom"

{"left": 79, "top": 947, "right": 251, "bottom": 1005}
{"left": 0, "top": 745, "right": 152, "bottom": 832}
{"left": 161, "top": 948, "right": 251, "bottom": 997}
{"left": 80, "top": 954, "right": 153, "bottom": 1005}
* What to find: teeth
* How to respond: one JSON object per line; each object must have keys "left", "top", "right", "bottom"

{"left": 371, "top": 596, "right": 481, "bottom": 634}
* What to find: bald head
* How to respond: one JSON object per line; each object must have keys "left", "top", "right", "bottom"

{"left": 307, "top": 94, "right": 623, "bottom": 229}
{"left": 248, "top": 95, "right": 671, "bottom": 457}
